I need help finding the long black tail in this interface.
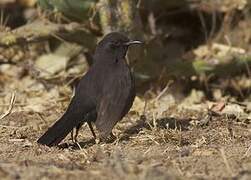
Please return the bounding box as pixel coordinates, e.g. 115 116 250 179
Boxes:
37 112 79 146
36 97 90 147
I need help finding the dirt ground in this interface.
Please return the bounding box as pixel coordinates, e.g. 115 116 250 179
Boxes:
0 1 250 179
0 105 250 180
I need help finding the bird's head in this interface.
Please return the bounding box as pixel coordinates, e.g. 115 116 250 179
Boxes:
94 32 142 62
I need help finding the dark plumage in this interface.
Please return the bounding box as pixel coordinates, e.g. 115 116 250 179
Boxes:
37 32 142 147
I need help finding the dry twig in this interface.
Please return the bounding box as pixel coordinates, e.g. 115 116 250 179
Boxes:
0 20 89 47
0 92 16 120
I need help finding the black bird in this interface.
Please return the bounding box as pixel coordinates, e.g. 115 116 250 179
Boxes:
37 32 142 147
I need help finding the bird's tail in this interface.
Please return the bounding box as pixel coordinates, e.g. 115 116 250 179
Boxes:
37 110 81 147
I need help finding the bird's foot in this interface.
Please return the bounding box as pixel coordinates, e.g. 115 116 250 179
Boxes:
107 133 117 143
96 132 117 144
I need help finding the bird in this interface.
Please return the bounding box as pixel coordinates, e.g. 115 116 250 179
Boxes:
37 32 142 147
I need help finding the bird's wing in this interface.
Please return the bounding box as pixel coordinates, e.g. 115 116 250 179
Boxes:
94 94 124 138
94 73 133 138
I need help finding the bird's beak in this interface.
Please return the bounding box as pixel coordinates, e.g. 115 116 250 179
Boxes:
124 40 143 46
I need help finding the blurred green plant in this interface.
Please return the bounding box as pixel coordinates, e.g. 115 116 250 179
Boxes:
37 0 97 22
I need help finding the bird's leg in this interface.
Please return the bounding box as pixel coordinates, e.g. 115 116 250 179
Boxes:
74 123 82 143
71 128 75 143
87 121 97 139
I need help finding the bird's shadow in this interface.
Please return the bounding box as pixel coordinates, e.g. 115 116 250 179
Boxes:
119 116 191 141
